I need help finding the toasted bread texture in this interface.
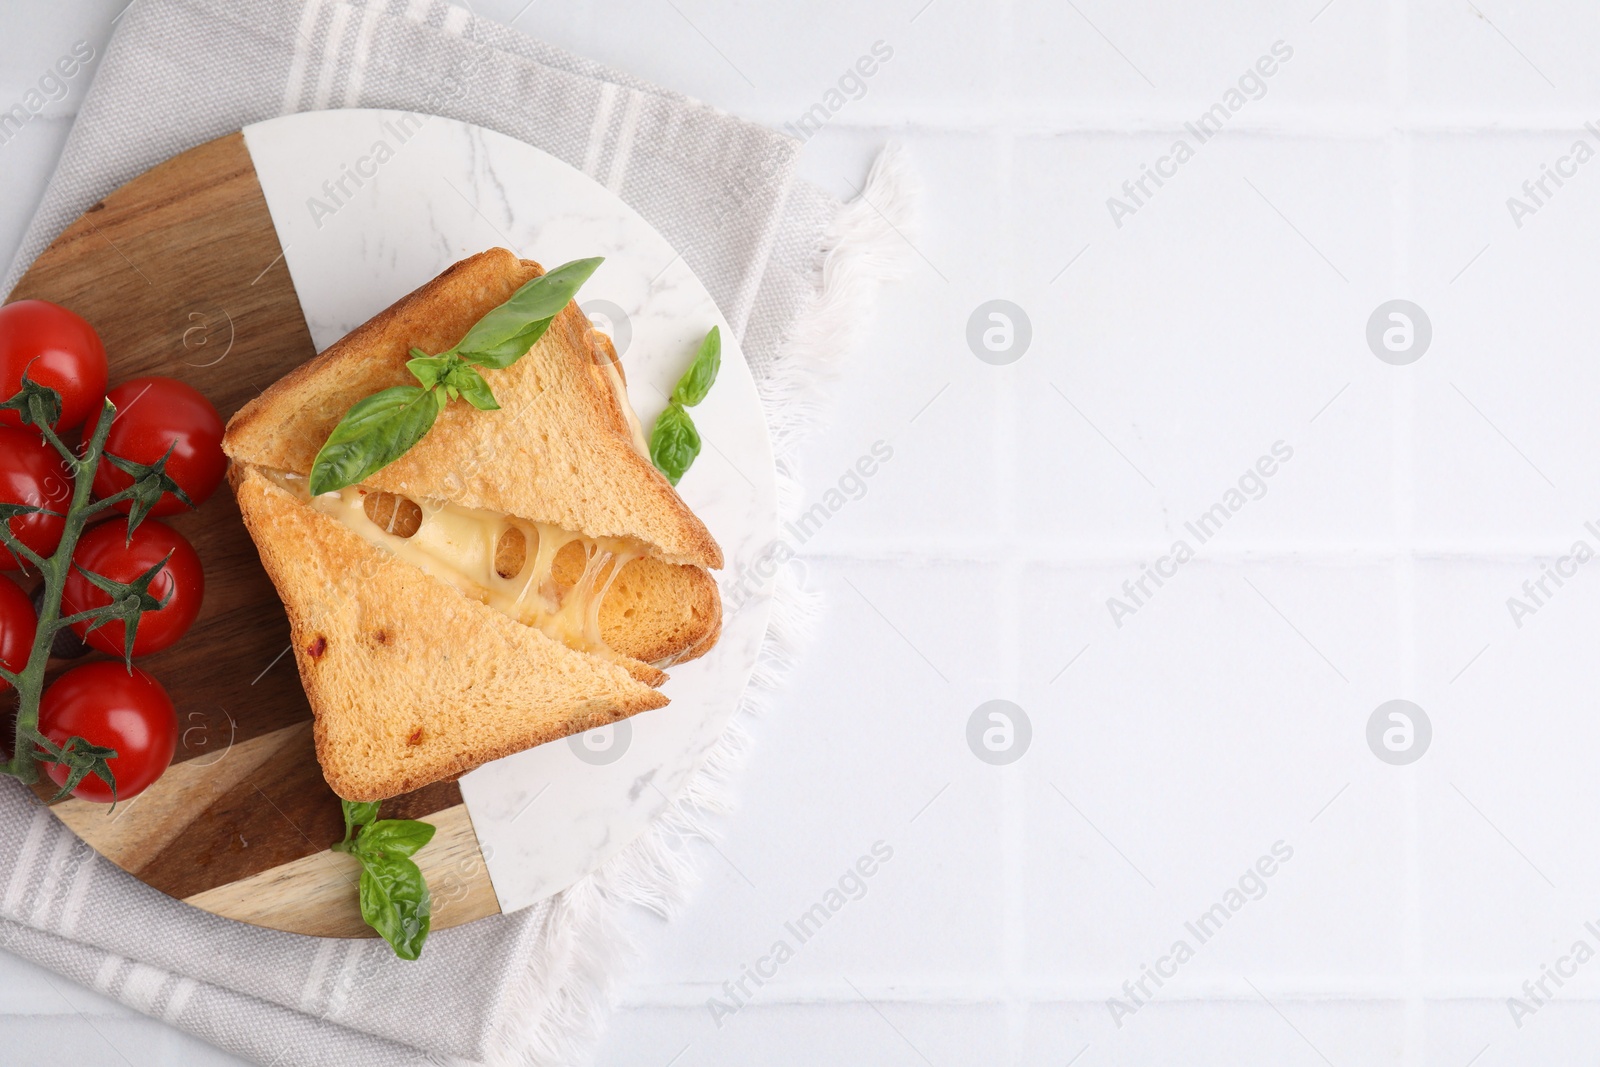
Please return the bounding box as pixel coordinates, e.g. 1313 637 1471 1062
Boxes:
234 468 668 801
224 247 722 570
572 552 721 667
221 249 730 797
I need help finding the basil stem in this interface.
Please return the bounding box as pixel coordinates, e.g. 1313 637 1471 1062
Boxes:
339 799 382 845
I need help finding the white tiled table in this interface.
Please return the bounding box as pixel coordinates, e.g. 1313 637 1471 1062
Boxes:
7 1 1600 1063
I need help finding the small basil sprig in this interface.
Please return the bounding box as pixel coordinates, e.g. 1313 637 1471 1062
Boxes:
333 798 437 960
308 257 604 497
649 326 720 486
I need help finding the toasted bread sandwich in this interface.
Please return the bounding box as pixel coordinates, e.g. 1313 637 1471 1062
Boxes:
224 249 723 800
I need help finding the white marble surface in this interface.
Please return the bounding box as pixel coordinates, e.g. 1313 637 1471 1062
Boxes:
11 1 1600 1066
242 109 777 914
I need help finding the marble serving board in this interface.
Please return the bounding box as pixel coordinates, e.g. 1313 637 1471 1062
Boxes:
5 110 777 936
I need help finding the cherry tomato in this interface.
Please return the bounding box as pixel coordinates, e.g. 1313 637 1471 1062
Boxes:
0 575 35 690
0 299 108 433
38 662 176 802
63 518 203 658
0 425 71 569
89 377 226 517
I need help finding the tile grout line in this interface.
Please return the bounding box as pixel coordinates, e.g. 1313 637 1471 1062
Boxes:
998 2 1032 1062
1387 0 1425 1061
617 978 1600 1006
994 103 1030 1067
988 5 1028 1042
796 543 1594 564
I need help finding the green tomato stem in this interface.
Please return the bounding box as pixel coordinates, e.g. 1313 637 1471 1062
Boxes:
0 523 48 571
55 605 120 629
5 396 117 784
80 484 139 517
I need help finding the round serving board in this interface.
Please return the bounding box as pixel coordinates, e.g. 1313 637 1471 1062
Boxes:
6 110 777 937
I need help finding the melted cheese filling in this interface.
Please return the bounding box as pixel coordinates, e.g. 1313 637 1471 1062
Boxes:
271 473 645 663
593 353 651 459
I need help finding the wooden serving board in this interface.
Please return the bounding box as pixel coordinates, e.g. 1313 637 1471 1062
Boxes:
6 131 499 937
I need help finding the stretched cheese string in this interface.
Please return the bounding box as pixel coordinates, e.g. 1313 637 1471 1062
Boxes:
266 472 649 666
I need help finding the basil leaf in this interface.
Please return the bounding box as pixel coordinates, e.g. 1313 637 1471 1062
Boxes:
456 322 547 370
648 326 718 485
406 351 499 410
356 819 437 859
358 855 431 961
332 803 436 956
356 862 399 942
444 364 499 411
406 350 454 390
671 326 721 408
341 799 381 844
649 401 701 486
309 385 445 497
455 257 604 368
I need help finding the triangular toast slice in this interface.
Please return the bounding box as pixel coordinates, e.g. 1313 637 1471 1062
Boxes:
223 249 724 798
234 467 667 801
225 248 722 680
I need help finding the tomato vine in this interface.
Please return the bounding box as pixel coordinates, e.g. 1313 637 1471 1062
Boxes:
0 377 185 799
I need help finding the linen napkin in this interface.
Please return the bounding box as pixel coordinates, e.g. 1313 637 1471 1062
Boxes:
0 1 911 1063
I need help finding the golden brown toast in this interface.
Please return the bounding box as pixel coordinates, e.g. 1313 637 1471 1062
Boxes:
226 248 722 568
222 249 724 799
234 468 668 801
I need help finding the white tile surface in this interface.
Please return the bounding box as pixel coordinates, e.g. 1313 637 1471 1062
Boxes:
1017 561 1412 981
622 559 1009 987
597 1002 1006 1067
1009 0 1393 117
11 0 1600 1064
1024 999 1408 1066
1010 130 1399 551
1407 0 1589 116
